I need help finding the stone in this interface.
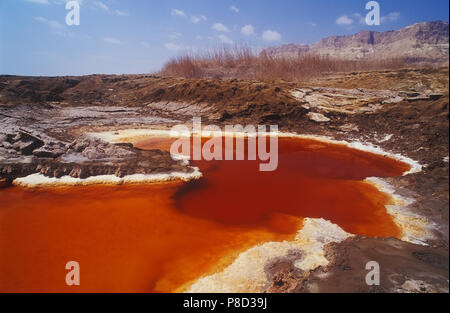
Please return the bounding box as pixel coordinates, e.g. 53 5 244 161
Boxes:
12 133 22 142
407 96 431 102
429 93 443 100
1 141 12 149
307 112 330 123
383 96 404 104
12 140 42 155
33 146 66 158
338 124 359 132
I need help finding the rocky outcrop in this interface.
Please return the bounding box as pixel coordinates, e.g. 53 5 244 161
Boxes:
68 136 134 160
0 131 190 185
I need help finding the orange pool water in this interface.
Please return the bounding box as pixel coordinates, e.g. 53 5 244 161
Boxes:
0 136 410 293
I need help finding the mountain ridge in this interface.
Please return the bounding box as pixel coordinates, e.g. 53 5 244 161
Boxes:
263 21 449 65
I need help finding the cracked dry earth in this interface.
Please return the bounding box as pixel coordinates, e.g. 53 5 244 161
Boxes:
0 68 448 293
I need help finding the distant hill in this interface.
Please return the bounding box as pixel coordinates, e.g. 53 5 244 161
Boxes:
263 21 449 65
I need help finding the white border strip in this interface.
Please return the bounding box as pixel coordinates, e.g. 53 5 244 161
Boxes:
365 177 434 245
13 168 202 188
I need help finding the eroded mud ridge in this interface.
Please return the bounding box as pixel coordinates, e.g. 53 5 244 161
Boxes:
0 68 448 292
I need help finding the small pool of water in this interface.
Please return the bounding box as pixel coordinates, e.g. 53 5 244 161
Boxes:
0 136 410 292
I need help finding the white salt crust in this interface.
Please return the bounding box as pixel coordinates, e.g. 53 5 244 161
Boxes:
186 218 352 293
365 177 435 246
13 168 202 187
89 128 422 176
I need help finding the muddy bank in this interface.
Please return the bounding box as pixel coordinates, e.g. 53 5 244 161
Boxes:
267 236 449 293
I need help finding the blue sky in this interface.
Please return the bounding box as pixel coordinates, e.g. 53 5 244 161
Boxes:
0 0 448 76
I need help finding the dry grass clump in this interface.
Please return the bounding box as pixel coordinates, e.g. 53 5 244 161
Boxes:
159 46 407 81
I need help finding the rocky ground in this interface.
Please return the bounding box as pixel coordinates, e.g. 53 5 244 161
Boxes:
0 67 448 293
264 237 449 293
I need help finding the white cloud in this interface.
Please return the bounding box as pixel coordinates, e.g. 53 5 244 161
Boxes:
218 34 233 45
168 32 182 40
165 43 179 51
212 23 229 32
34 14 93 38
52 30 69 37
165 42 189 51
48 20 65 29
336 11 396 26
141 41 151 48
336 15 354 25
381 12 400 23
230 5 240 13
171 9 186 17
34 16 47 23
352 13 366 24
26 0 49 4
241 24 254 36
34 16 65 29
94 1 110 13
93 1 128 16
30 0 86 5
262 30 282 42
191 16 200 23
115 10 129 16
103 37 121 44
200 15 207 21
195 35 203 40
53 0 84 5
